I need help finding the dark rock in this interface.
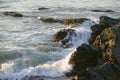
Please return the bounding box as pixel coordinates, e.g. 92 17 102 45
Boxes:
71 16 120 80
53 29 76 46
38 7 49 10
29 76 44 80
2 11 23 17
89 16 120 44
72 63 120 80
91 9 114 12
40 17 62 23
68 44 102 74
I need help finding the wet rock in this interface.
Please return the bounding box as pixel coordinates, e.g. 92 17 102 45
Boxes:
40 17 90 26
72 63 120 80
89 16 120 44
53 29 76 46
70 16 120 80
38 7 49 10
62 18 89 26
91 9 114 12
68 44 102 74
2 11 23 17
40 17 62 23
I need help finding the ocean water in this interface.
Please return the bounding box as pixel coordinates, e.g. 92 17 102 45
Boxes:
0 0 120 80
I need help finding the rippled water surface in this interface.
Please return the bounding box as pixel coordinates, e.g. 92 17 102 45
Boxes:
0 0 120 80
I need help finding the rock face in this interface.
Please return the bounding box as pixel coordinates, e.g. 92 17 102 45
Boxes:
53 29 76 46
68 16 120 80
68 44 102 74
2 11 23 17
89 16 120 44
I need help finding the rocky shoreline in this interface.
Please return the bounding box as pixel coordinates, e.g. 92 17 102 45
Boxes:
40 16 120 80
64 16 120 80
1 9 120 80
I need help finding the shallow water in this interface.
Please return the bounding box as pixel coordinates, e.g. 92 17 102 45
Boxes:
0 0 120 80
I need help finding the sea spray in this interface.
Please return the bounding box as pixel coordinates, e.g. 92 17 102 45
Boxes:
0 20 95 80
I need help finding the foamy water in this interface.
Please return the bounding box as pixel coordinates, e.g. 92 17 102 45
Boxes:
0 0 120 80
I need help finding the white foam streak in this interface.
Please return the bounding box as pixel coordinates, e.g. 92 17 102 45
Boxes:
0 20 95 80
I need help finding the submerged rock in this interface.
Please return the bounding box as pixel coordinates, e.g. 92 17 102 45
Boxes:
40 17 90 26
62 18 89 26
2 11 23 17
40 17 62 23
38 7 49 10
53 29 76 46
91 9 114 12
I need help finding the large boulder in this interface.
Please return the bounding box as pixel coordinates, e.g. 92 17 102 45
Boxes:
2 11 23 17
89 16 120 44
70 16 120 80
53 29 76 46
68 44 102 74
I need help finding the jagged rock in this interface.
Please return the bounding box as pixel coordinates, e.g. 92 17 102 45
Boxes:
68 44 102 74
53 29 76 46
89 16 120 44
2 11 23 17
91 9 114 12
70 16 120 80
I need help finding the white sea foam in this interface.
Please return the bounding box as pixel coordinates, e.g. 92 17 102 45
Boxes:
0 20 95 80
0 0 119 79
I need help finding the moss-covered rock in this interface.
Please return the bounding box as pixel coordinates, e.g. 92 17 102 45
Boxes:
2 11 23 17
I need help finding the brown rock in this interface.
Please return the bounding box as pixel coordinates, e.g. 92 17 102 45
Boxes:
2 11 23 17
89 16 120 44
40 17 90 26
